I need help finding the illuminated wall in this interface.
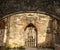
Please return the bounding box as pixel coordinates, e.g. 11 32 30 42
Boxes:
7 13 52 48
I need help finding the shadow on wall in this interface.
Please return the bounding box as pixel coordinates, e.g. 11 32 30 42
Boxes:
0 19 6 50
0 19 6 29
37 20 54 49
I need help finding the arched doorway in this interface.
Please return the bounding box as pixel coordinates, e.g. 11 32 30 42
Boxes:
24 23 37 47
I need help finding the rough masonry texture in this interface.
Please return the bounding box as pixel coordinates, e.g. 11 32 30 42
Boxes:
0 0 60 19
7 13 52 47
0 0 60 50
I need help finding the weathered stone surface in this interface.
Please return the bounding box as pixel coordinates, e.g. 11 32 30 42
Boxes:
5 13 53 48
0 0 60 20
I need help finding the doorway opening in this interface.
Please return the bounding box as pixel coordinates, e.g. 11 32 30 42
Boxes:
24 23 37 47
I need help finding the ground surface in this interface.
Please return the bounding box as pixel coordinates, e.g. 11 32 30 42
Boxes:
25 48 53 50
6 48 54 50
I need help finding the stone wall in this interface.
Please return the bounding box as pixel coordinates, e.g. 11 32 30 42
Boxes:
0 19 6 46
6 13 53 48
0 0 60 20
55 20 60 44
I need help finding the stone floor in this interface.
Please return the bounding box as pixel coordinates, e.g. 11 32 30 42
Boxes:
5 48 54 50
25 48 54 50
0 48 53 50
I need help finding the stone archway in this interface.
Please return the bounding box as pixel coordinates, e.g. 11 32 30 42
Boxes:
24 23 37 47
2 12 55 48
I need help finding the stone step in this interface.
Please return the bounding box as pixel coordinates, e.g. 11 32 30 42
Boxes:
25 48 37 50
25 48 53 50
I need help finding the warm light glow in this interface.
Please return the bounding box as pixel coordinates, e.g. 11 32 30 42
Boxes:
6 13 51 48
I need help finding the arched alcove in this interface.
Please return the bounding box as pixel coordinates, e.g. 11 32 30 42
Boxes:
24 23 38 47
0 12 57 49
24 23 37 32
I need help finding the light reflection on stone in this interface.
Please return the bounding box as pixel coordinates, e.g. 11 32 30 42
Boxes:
7 13 51 48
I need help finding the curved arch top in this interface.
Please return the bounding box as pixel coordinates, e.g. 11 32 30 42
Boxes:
1 11 60 20
24 23 37 32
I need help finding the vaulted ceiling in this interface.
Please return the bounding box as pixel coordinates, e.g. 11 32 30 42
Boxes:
0 0 60 20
